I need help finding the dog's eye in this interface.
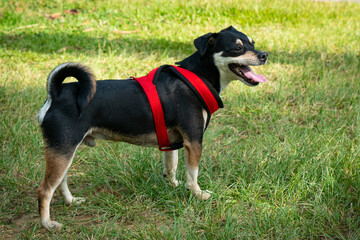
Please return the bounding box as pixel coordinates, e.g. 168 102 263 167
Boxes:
232 45 243 52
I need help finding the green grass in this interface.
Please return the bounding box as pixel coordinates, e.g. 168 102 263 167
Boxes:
1 0 359 238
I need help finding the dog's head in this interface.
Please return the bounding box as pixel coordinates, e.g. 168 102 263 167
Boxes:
194 26 267 89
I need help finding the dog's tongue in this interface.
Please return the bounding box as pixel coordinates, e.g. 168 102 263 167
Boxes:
240 66 266 83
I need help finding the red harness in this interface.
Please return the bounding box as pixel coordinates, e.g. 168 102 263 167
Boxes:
132 65 222 151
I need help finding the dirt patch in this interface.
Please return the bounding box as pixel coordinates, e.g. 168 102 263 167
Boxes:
0 214 39 239
12 214 37 226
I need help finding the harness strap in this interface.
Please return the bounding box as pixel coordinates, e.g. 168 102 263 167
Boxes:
132 65 222 151
132 68 171 151
171 66 220 114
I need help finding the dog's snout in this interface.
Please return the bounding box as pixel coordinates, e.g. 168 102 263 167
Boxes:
258 52 268 62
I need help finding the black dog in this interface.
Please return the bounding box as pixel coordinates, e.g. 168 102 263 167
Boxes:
37 26 267 230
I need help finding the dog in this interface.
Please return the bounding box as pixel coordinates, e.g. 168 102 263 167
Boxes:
37 26 267 230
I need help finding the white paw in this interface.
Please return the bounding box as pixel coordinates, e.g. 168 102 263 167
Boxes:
72 197 86 205
194 190 213 200
171 180 182 187
65 196 86 205
42 220 63 230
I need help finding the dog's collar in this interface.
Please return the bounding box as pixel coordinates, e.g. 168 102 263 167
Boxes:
132 65 223 151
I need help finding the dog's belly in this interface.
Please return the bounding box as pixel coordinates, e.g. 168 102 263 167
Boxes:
85 127 182 147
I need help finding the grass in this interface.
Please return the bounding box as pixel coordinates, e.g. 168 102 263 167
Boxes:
0 0 359 238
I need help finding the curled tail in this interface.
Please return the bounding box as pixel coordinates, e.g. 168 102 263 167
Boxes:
38 62 96 124
47 62 96 114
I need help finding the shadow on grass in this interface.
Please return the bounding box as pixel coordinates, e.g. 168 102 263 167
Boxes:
2 32 359 70
0 31 194 57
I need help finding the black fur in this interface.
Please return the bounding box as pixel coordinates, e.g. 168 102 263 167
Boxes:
39 25 267 153
37 27 269 230
47 63 96 116
41 68 206 152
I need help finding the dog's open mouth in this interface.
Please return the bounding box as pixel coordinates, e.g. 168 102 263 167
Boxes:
229 63 266 86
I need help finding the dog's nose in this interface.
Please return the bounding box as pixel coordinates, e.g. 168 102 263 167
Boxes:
258 52 268 61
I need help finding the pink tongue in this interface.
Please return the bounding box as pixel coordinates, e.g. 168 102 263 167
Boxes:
240 66 266 83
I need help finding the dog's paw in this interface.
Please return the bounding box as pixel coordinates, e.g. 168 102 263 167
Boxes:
65 196 86 205
171 180 181 187
193 190 213 200
42 220 63 230
72 197 86 205
163 174 181 188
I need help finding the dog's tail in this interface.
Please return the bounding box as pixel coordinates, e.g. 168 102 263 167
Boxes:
47 62 96 115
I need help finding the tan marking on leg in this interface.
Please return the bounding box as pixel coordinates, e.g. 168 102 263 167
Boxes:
38 148 74 230
183 142 211 200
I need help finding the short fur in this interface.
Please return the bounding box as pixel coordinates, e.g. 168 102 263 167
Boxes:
37 26 268 230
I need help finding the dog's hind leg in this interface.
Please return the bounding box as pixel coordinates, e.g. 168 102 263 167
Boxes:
37 148 76 230
184 142 212 200
59 174 86 205
162 150 180 187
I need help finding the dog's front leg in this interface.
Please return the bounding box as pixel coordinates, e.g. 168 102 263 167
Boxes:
184 142 212 200
162 150 180 187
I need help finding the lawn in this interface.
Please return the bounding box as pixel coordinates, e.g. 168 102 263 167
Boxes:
0 0 359 239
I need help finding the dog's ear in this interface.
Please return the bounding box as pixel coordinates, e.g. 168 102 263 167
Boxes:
194 33 218 56
223 25 235 31
220 26 239 34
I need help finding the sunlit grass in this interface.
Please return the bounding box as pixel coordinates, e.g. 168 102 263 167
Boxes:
0 0 359 239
